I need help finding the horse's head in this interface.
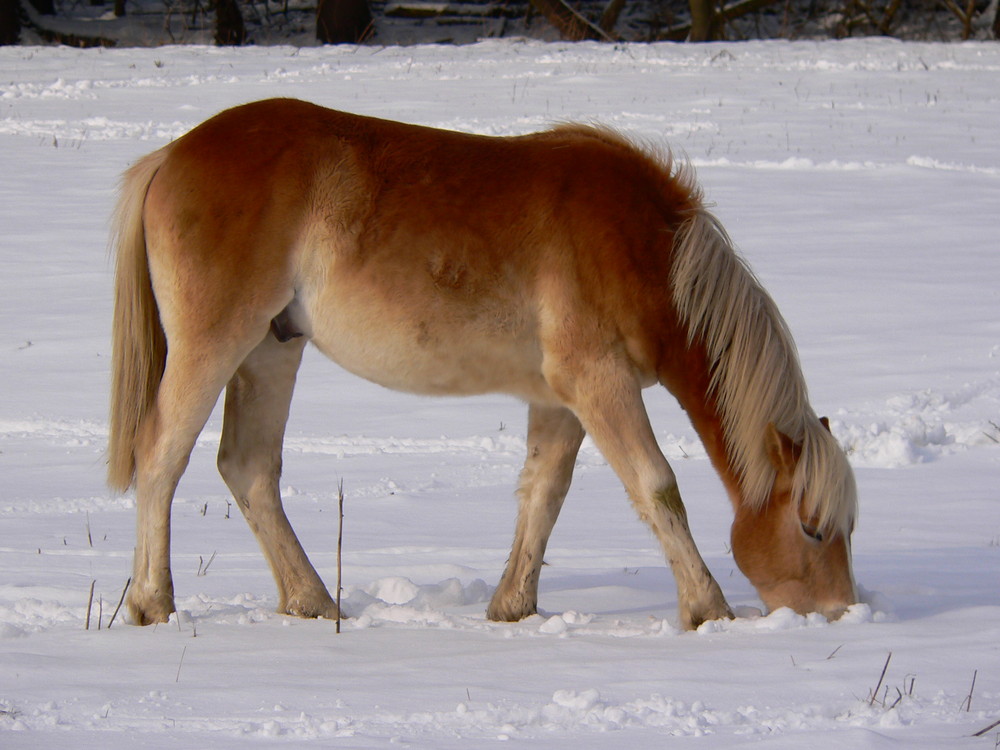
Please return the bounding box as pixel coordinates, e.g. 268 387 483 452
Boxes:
730 421 857 621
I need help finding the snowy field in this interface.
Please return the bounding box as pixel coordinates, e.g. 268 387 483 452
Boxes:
1 38 999 747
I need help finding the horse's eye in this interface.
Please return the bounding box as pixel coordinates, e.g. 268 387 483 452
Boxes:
801 523 824 543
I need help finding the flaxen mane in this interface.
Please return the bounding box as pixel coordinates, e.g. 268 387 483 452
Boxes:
669 202 856 536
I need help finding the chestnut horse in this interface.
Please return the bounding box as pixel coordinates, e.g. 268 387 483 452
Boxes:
108 99 857 630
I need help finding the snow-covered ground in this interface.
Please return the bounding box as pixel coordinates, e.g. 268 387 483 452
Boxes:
1 39 998 748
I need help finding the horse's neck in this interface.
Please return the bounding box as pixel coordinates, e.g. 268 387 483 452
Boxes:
659 340 744 510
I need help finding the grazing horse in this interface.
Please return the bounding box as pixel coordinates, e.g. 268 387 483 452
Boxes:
108 99 857 630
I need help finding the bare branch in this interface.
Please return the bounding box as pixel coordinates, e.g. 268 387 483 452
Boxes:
599 0 627 33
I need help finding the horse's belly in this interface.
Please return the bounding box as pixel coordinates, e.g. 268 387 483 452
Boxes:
306 301 551 402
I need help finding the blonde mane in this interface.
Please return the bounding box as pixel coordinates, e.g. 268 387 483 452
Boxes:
670 206 856 535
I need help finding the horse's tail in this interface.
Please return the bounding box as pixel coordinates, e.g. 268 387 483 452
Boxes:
107 147 171 493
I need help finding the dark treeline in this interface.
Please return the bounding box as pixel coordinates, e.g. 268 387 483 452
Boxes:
3 0 998 47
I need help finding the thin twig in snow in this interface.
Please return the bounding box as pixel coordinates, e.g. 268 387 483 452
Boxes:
336 478 344 635
870 651 892 706
85 580 96 630
960 669 978 712
107 577 131 630
176 645 187 682
197 551 217 577
889 687 904 710
972 718 1000 737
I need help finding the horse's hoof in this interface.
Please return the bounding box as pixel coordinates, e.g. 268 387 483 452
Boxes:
282 593 342 620
485 596 537 622
127 589 176 626
679 601 734 631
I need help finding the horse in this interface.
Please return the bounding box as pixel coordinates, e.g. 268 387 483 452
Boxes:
108 98 858 631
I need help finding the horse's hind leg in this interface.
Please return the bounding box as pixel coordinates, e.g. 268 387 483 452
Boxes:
487 404 585 622
217 333 338 620
551 356 732 630
129 347 238 625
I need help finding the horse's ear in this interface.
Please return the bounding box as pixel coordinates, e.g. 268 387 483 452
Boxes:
819 416 831 433
765 423 798 476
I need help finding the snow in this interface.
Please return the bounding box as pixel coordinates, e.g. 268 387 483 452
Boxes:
1 38 999 748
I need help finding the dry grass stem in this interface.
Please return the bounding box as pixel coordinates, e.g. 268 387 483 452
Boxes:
336 479 344 635
175 645 187 683
84 580 96 630
972 718 1000 737
960 670 978 712
107 577 131 629
870 651 892 706
197 551 217 577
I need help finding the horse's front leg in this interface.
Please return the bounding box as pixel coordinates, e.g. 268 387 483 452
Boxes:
487 404 585 621
217 333 339 620
552 356 733 630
